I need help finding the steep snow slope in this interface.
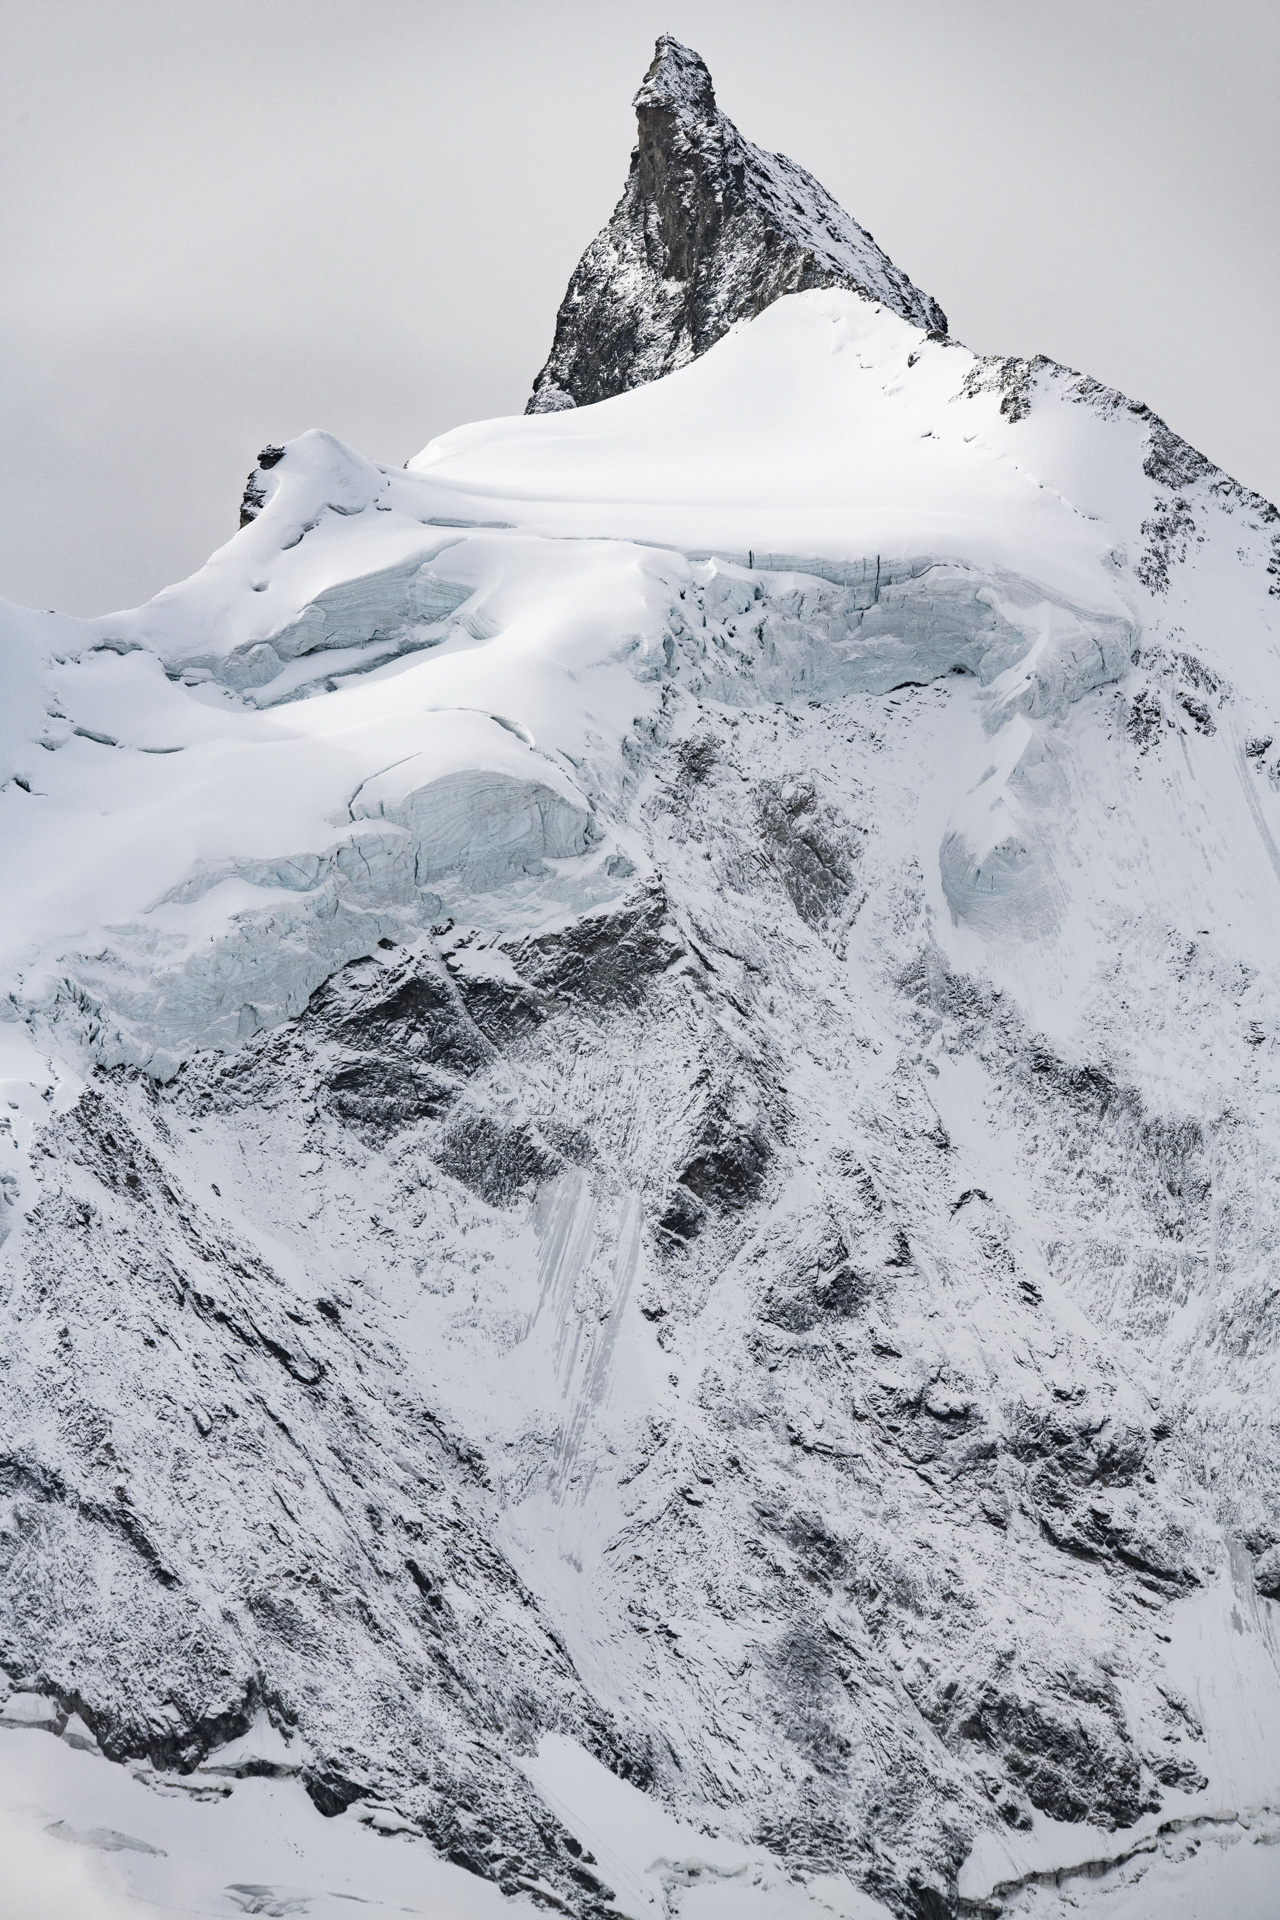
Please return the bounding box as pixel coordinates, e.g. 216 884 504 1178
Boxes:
0 1718 896 1920
2 288 1280 1920
525 37 945 412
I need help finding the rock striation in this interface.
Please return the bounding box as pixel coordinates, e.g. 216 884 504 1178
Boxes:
526 36 946 411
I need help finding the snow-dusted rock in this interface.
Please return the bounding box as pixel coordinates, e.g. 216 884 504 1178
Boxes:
526 37 946 411
1254 1545 1280 1600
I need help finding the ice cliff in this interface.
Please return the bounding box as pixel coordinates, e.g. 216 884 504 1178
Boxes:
2 38 1280 1920
526 36 946 412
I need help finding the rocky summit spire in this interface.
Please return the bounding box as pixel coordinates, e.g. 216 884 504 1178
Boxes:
527 36 947 412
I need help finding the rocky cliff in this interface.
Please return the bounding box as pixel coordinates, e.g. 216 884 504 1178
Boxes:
526 36 946 411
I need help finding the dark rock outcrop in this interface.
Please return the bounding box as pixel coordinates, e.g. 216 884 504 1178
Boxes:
239 445 286 527
527 36 946 412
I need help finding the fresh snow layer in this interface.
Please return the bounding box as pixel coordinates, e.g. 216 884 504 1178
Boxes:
419 298 1125 606
3 1717 1278 1920
0 1721 895 1920
0 1721 519 1919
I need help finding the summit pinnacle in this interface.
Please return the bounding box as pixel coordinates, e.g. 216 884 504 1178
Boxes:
526 35 947 412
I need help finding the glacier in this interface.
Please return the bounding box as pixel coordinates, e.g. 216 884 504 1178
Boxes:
2 36 1280 1920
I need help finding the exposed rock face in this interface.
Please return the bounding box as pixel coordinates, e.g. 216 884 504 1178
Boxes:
526 36 946 411
0 753 1224 1917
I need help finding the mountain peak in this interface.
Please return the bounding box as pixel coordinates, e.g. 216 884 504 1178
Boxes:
633 33 717 120
527 37 946 412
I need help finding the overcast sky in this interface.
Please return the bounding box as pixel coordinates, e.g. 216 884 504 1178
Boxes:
2 0 1277 616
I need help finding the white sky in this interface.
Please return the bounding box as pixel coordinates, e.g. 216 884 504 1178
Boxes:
2 0 1277 616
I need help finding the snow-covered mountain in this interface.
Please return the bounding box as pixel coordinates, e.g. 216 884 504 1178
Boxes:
3 37 1280 1920
526 37 946 412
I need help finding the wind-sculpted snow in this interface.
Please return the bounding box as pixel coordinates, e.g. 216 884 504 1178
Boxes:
3 285 1280 1920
